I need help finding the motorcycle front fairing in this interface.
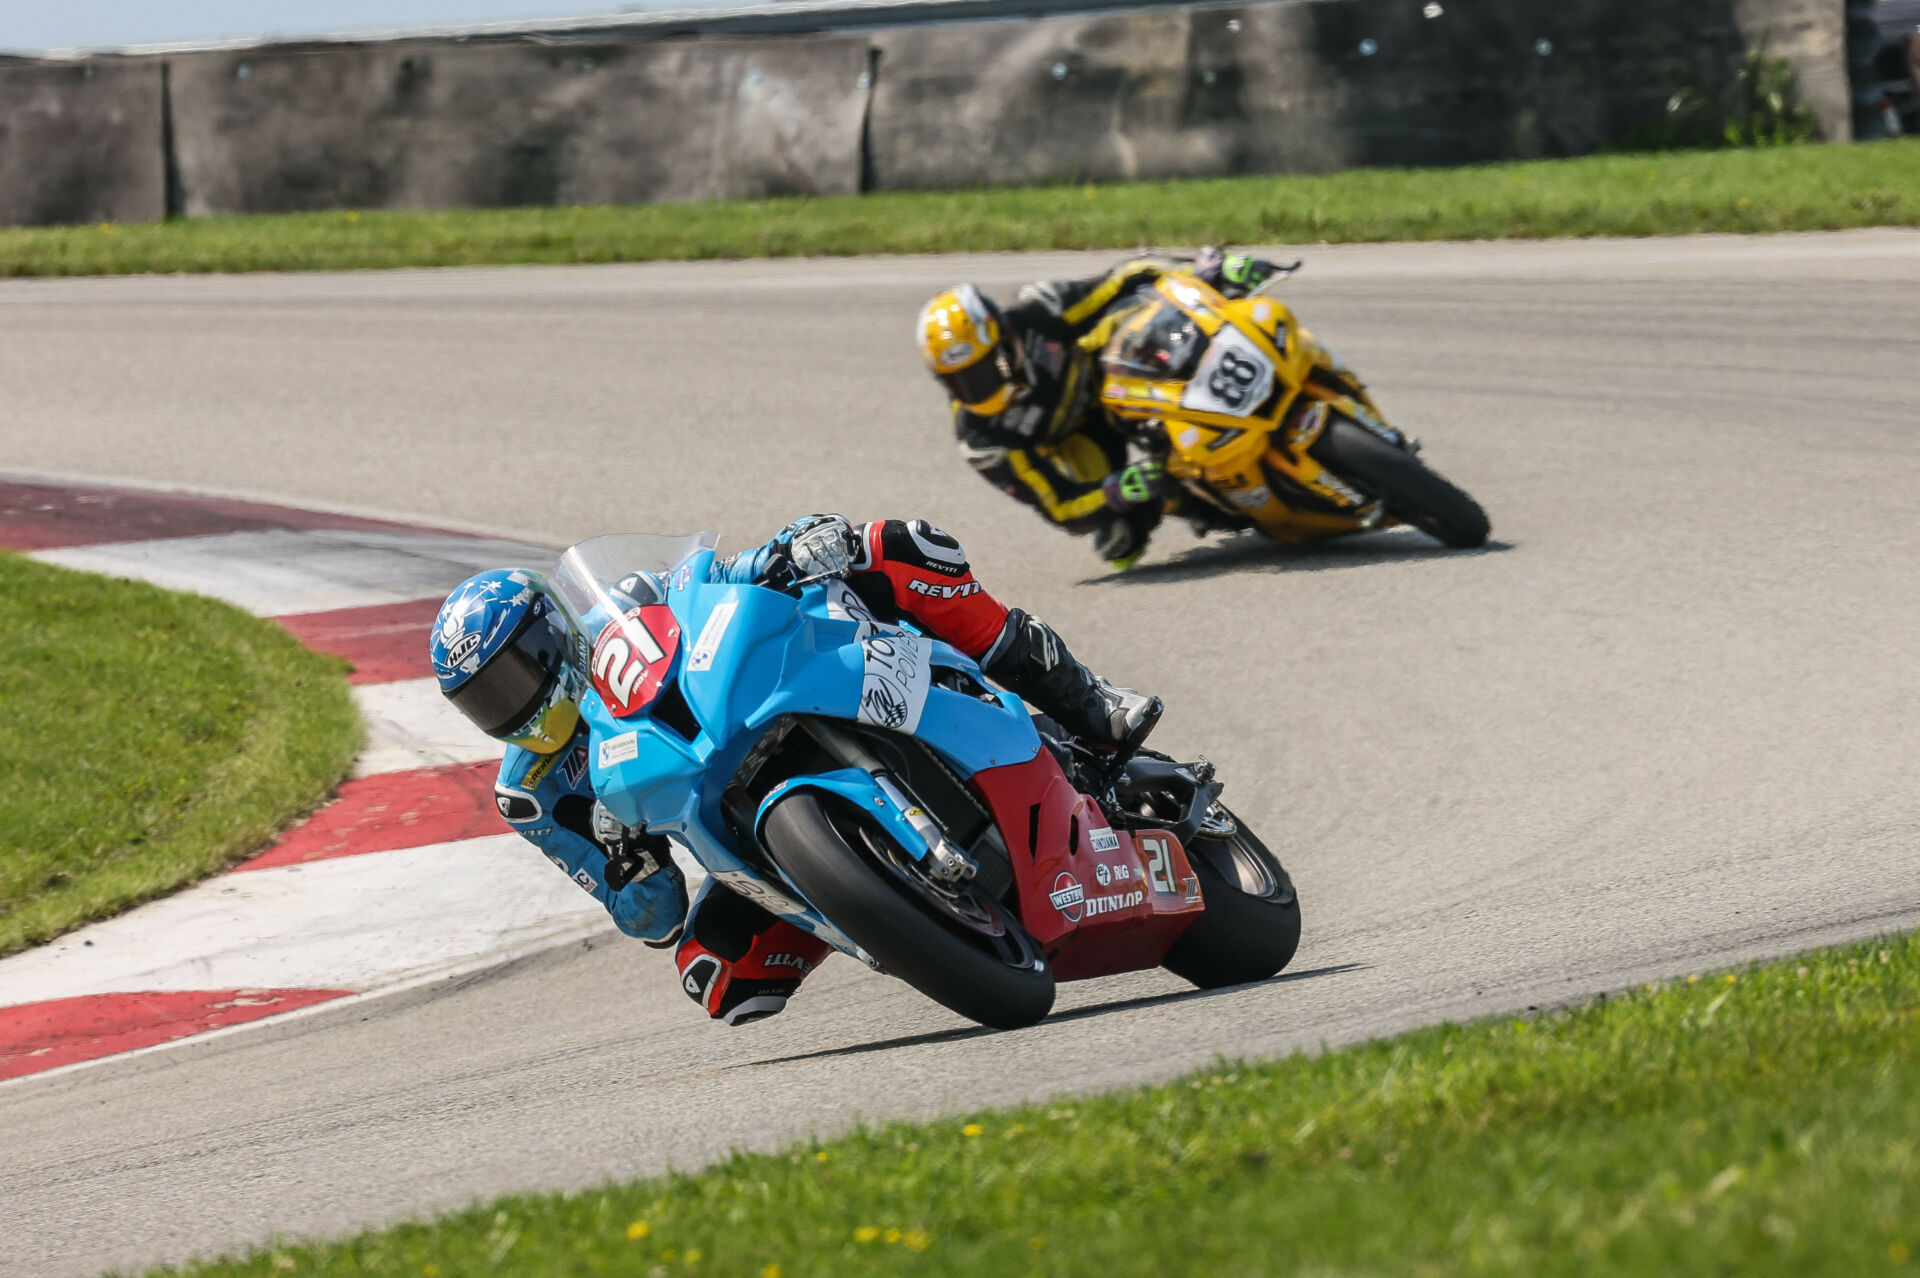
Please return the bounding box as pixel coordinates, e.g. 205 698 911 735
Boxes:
558 536 1040 961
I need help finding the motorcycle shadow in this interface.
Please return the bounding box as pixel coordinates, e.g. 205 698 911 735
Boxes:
738 961 1365 1066
1087 531 1512 587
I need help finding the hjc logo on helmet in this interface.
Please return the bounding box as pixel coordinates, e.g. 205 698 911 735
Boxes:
446 631 483 669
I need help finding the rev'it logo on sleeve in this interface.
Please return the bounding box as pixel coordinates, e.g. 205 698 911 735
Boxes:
907 578 982 599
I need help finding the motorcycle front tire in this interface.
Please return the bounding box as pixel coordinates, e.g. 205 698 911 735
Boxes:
1161 811 1302 990
1314 417 1490 549
763 792 1056 1030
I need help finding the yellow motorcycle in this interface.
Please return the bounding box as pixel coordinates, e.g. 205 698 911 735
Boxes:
1092 263 1489 549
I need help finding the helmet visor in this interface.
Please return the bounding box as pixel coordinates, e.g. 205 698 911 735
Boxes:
939 347 1018 407
447 604 568 738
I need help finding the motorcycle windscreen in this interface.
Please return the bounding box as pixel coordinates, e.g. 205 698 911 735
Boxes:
549 531 716 718
549 532 718 627
1103 300 1209 382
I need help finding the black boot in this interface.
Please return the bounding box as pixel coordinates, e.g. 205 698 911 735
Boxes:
983 610 1162 752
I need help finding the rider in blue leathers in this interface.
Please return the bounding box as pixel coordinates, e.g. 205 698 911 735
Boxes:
433 515 1160 1025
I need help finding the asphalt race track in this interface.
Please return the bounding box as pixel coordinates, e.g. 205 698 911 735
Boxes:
3 231 1917 1276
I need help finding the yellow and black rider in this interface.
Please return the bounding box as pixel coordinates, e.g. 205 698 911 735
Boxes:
917 252 1280 569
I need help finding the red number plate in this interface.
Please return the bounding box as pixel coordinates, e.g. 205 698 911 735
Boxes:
591 604 681 718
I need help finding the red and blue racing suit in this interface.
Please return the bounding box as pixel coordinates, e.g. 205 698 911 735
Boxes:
492 518 1011 1025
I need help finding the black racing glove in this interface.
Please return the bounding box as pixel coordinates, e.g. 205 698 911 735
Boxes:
591 800 675 892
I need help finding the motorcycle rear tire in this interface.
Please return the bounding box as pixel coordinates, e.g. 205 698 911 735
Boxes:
1161 812 1302 990
1314 418 1490 549
763 792 1056 1030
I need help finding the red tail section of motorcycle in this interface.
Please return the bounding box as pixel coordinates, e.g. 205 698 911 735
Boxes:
970 752 1204 981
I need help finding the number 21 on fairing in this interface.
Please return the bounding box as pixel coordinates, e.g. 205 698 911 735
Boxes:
1138 834 1178 894
592 605 681 717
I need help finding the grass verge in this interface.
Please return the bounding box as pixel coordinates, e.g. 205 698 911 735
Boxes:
159 931 1918 1277
0 553 360 957
9 141 1920 278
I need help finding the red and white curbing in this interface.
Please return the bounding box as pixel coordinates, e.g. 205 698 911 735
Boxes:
0 479 610 1084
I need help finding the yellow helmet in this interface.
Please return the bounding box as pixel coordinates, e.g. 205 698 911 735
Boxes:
917 285 1021 415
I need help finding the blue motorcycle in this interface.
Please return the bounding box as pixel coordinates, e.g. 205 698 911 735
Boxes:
551 533 1300 1029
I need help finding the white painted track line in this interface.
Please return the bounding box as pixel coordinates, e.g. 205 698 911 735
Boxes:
0 836 605 1006
31 529 550 616
352 679 502 776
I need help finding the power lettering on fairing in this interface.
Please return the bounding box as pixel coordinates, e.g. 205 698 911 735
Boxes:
857 632 930 733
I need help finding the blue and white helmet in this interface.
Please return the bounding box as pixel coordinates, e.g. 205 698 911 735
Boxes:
430 569 584 754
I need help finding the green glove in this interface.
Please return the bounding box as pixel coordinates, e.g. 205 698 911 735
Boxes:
1104 459 1166 511
1221 253 1273 290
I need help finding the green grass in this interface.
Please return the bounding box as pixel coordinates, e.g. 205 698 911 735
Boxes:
10 141 1920 278
157 931 1919 1278
0 553 360 956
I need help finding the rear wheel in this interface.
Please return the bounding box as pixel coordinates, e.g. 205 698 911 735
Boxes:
1314 418 1490 548
1161 810 1302 989
762 792 1055 1030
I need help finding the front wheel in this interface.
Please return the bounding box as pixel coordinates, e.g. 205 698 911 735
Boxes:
762 792 1055 1030
1313 418 1490 548
1161 810 1302 989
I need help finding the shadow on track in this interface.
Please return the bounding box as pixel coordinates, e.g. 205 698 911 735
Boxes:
1082 533 1512 587
735 962 1367 1068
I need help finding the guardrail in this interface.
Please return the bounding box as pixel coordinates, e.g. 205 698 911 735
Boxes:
0 0 1852 228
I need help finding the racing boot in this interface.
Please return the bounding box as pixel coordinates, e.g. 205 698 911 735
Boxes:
983 609 1162 754
674 879 830 1027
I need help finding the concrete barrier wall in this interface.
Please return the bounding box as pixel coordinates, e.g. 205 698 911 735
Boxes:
869 0 1849 190
0 60 165 226
0 0 1851 226
168 35 870 215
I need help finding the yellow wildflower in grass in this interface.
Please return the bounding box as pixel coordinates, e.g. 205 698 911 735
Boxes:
1687 975 1700 985
963 1123 984 1137
627 1221 653 1241
885 1228 902 1244
815 1151 829 1163
346 210 362 224
1029 1236 1047 1249
762 1266 783 1278
1891 1242 1910 1265
903 1229 931 1252
854 1226 881 1243
685 1248 703 1264
422 1266 439 1278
